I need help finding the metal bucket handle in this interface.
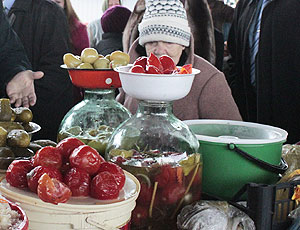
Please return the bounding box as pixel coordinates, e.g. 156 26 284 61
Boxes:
227 143 288 174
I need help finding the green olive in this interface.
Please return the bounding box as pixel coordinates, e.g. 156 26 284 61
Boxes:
13 107 33 123
105 54 111 62
0 127 7 147
109 59 129 69
0 98 12 121
93 58 110 69
63 53 82 68
77 63 93 69
110 51 130 64
80 48 99 64
7 129 30 148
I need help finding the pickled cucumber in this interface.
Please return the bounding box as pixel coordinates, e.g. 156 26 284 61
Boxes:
0 98 12 121
7 129 30 148
0 127 7 147
13 107 33 123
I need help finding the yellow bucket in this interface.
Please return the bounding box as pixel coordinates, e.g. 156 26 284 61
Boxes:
0 171 140 230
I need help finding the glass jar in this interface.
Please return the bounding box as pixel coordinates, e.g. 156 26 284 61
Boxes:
58 89 131 157
106 100 202 230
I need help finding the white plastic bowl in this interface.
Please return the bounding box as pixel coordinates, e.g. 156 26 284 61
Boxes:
115 65 200 101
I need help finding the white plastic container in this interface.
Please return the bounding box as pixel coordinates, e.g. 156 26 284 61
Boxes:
0 171 140 230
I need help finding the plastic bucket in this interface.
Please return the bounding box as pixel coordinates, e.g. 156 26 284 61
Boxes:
183 120 288 200
0 171 140 230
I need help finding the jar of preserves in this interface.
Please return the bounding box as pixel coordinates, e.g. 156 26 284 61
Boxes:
106 65 202 229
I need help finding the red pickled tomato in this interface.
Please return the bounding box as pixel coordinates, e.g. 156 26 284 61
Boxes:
6 160 33 188
137 182 153 206
97 162 125 190
64 167 91 196
32 146 62 169
154 165 177 188
179 64 193 74
160 183 185 205
27 166 63 193
37 173 72 205
159 55 176 74
130 65 146 73
69 145 105 175
90 171 120 200
56 137 85 159
133 56 147 69
131 205 148 227
147 65 162 74
147 53 163 72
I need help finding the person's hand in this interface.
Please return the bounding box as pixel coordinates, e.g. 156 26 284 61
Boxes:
6 70 44 107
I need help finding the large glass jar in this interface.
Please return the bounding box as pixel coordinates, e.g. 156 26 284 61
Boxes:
58 88 131 157
106 100 202 230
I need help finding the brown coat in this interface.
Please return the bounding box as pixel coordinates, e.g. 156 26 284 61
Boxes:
117 38 242 121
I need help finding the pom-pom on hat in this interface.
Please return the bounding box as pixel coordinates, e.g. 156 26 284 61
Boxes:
101 5 132 33
138 0 191 47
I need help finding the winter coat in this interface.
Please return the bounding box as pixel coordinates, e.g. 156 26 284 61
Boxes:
227 0 300 143
94 32 123 56
122 0 216 65
117 38 242 121
7 0 74 141
0 3 31 95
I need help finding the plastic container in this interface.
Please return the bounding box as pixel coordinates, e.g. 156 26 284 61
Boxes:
184 119 288 200
0 171 140 230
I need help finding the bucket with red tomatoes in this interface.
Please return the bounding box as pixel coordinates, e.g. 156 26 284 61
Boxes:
0 170 139 230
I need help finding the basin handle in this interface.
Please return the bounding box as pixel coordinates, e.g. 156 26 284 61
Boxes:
227 143 288 174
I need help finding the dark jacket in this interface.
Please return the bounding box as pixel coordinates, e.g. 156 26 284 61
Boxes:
0 3 31 95
7 0 74 141
227 0 300 143
93 32 123 56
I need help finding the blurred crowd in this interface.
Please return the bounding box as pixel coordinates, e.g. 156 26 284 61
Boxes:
0 0 299 144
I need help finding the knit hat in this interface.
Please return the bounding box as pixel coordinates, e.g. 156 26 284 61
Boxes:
138 0 191 47
101 5 132 33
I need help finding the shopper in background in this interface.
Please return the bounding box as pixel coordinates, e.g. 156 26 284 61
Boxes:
0 2 44 108
52 0 89 55
94 5 131 56
88 0 121 49
117 0 241 121
4 0 75 141
227 0 300 143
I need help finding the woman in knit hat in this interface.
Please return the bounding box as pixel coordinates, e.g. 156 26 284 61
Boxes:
117 0 242 121
94 5 131 56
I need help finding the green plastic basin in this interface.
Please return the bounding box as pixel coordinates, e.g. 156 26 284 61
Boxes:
183 120 288 200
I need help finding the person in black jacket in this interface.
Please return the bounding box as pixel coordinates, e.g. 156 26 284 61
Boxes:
94 5 131 56
0 3 43 108
5 0 75 141
227 0 300 143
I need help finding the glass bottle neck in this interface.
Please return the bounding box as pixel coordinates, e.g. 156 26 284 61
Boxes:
84 89 115 100
136 100 173 116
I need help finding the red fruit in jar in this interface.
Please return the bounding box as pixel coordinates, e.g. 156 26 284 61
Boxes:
64 167 91 196
27 166 63 193
6 160 33 188
160 183 185 205
97 162 125 190
147 65 162 74
159 55 176 74
69 145 105 175
147 53 163 72
90 171 120 200
37 173 72 205
32 146 62 169
56 137 85 159
179 64 193 74
155 165 177 188
131 205 148 227
133 56 147 69
137 182 153 206
130 65 146 73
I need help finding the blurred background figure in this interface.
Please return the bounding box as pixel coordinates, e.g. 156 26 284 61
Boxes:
87 0 121 50
52 0 89 55
94 5 131 56
4 0 75 141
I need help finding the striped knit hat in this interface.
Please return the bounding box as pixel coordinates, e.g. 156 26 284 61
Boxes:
138 0 191 47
